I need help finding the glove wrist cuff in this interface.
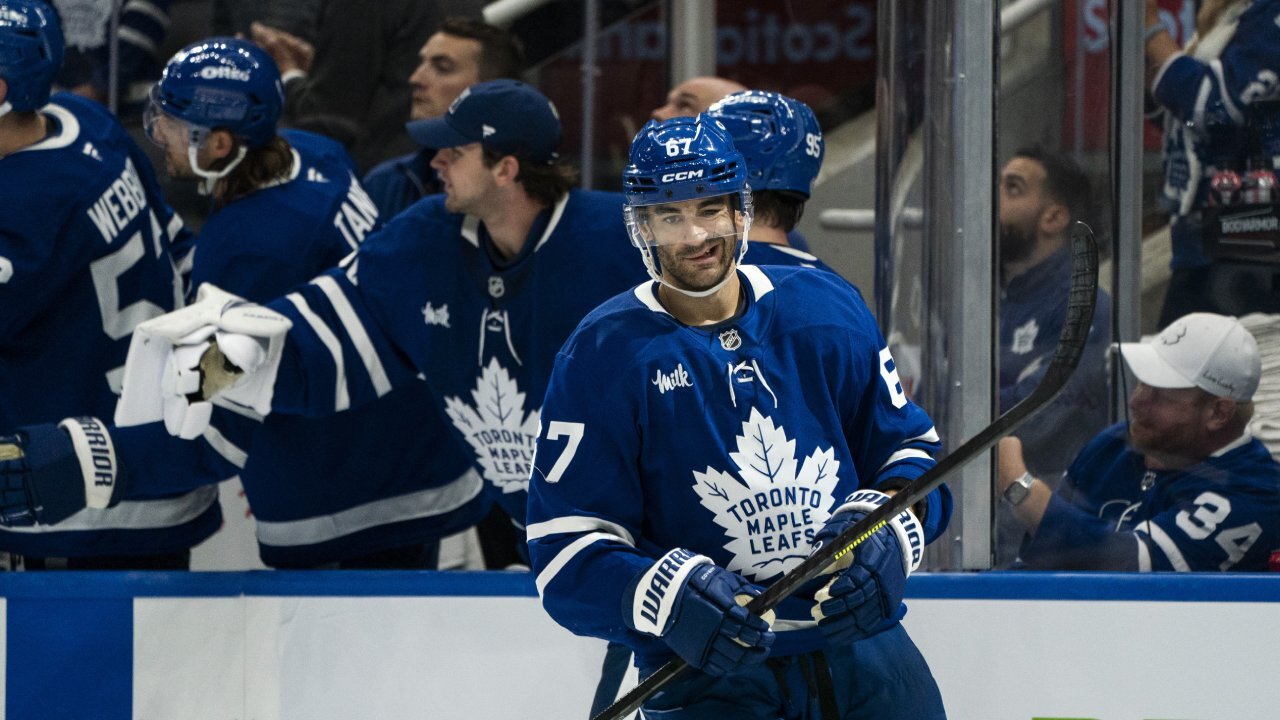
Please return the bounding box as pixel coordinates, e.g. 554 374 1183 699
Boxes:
57 417 117 509
831 489 924 575
628 548 712 637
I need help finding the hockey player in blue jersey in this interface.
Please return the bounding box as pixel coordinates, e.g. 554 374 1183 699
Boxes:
135 37 487 568
998 312 1280 571
110 79 648 565
525 116 951 718
708 90 832 272
0 0 225 568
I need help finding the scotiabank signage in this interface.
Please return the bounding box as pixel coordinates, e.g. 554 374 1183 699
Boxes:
1062 0 1195 151
541 2 877 160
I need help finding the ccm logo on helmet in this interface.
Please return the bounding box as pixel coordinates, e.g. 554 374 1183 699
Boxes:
199 66 251 82
660 170 704 182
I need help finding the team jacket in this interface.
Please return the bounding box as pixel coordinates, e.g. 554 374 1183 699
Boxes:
1151 0 1280 267
191 130 486 567
260 189 649 528
527 265 952 667
0 93 221 557
1021 423 1280 571
999 246 1113 478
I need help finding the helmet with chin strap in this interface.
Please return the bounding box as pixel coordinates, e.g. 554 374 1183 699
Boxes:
145 37 283 191
0 0 64 117
707 90 823 198
621 114 753 297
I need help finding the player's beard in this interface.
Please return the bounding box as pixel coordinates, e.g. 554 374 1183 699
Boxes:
998 221 1036 266
655 236 736 293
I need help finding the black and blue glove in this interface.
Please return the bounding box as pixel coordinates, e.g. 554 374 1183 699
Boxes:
810 489 924 644
0 417 123 527
624 548 775 676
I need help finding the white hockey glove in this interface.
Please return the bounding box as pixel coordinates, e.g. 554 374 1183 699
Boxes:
116 284 292 439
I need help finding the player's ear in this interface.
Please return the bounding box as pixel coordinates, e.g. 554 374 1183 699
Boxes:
491 154 520 185
205 129 237 160
1039 202 1070 238
1204 396 1236 432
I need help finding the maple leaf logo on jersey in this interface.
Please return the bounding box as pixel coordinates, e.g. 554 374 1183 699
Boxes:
693 408 841 582
445 358 540 495
1011 318 1039 355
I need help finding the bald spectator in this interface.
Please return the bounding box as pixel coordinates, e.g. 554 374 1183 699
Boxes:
650 75 746 121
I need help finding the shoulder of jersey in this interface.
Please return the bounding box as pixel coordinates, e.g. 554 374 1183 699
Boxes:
0 94 131 209
559 283 659 356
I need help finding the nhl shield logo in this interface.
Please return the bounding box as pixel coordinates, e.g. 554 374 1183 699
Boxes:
718 328 742 351
488 276 505 298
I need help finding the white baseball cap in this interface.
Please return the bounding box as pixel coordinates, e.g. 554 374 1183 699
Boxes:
1117 312 1260 402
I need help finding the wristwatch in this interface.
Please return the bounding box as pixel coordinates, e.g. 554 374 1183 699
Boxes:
1002 472 1035 506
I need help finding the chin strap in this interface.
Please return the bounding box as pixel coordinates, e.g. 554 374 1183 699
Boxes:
0 101 11 119
190 144 248 195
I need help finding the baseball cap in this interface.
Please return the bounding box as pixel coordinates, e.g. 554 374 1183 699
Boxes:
406 79 561 164
1117 312 1260 402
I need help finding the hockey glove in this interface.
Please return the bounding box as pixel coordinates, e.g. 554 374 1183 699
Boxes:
810 489 923 645
116 283 291 439
0 418 124 526
624 549 775 676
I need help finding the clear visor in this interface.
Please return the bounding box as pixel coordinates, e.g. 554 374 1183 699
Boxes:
143 89 210 151
624 192 752 248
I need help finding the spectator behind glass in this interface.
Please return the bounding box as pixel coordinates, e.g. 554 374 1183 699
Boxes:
248 0 442 174
650 75 745 122
48 0 170 118
1144 0 1280 324
211 0 320 46
361 16 525 220
994 146 1113 566
997 313 1280 571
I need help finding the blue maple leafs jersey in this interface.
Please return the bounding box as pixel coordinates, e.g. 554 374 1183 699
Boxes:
259 189 649 526
0 93 222 556
1022 423 1280 572
526 265 951 665
185 130 485 566
742 241 832 273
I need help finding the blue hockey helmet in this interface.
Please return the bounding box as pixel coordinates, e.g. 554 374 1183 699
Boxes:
0 0 64 115
622 114 748 208
707 90 824 198
148 37 283 149
621 115 754 297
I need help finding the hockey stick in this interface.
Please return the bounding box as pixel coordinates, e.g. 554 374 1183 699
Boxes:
593 222 1099 720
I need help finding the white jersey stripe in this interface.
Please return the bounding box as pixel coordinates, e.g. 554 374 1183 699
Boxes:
202 423 248 469
285 291 351 411
535 532 628 596
878 448 932 471
526 515 635 546
313 274 393 398
1136 533 1153 572
1139 521 1191 572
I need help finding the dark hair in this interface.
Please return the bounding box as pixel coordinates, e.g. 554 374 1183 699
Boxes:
751 190 806 232
1012 144 1092 225
482 147 576 206
214 135 294 204
438 16 526 81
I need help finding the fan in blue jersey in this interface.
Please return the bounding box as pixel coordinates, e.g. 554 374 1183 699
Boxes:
998 312 1280 571
708 90 832 272
993 147 1112 567
0 0 228 568
133 37 487 568
112 78 650 568
1144 0 1280 323
524 115 952 718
